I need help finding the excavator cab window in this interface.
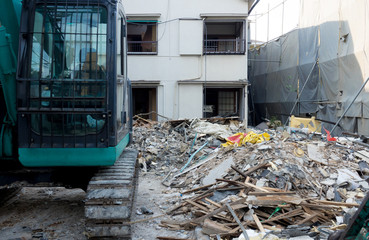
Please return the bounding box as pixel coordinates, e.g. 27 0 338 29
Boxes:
29 5 108 137
17 2 114 148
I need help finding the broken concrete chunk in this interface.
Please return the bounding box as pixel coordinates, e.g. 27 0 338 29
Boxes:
257 145 272 150
202 156 234 185
326 187 335 200
336 169 363 186
307 144 328 165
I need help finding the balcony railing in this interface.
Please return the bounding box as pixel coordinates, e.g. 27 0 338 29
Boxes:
127 41 158 55
204 39 246 54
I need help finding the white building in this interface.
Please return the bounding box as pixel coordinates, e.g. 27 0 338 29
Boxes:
124 0 251 123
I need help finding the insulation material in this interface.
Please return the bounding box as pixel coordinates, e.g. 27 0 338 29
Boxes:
250 0 369 136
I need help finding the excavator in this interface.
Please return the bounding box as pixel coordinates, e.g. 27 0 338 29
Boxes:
0 0 137 238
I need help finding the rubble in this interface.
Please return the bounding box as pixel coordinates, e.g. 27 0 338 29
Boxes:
132 117 369 239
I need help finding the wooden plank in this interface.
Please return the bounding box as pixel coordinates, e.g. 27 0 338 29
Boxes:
216 179 270 193
185 200 210 212
296 213 319 225
232 204 248 210
231 165 248 178
313 200 359 207
216 186 245 191
301 203 343 209
253 214 265 233
248 192 296 196
254 195 304 204
262 187 286 192
205 198 222 208
166 190 213 214
181 183 215 195
239 176 250 197
197 200 216 210
193 191 214 201
262 209 304 224
190 198 247 225
194 210 234 222
244 162 270 175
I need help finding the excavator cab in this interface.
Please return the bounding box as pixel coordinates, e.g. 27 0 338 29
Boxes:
16 0 131 166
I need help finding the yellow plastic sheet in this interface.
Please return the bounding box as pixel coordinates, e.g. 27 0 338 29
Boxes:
222 131 270 147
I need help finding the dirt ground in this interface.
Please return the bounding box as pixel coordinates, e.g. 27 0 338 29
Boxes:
0 172 192 240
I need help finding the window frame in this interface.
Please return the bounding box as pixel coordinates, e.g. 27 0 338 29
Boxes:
203 19 246 55
126 20 158 55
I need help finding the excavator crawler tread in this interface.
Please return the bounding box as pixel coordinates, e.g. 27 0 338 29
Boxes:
85 149 139 239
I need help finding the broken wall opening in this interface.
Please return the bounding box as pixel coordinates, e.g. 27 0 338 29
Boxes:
132 87 157 120
203 88 243 118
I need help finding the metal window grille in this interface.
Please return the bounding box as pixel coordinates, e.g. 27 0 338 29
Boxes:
204 39 246 54
17 1 110 148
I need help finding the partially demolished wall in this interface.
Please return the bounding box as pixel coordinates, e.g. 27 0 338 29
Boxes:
249 0 369 136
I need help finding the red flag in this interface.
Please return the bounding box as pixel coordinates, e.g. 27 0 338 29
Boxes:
323 127 337 141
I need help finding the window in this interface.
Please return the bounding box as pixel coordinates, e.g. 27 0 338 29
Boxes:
28 4 108 137
127 21 158 54
204 88 242 118
204 21 246 54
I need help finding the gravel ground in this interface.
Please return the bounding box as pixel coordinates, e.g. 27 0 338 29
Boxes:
0 172 191 240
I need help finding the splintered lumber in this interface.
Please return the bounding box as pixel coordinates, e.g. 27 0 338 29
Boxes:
247 195 304 206
181 183 215 195
205 198 222 208
216 179 269 193
262 209 304 224
248 192 296 196
185 199 210 212
313 200 359 207
194 210 233 222
231 165 248 178
296 213 319 225
262 187 286 192
190 198 246 224
167 191 214 215
216 186 245 191
301 203 344 209
252 214 265 233
193 191 214 201
134 115 154 125
239 177 250 197
244 162 270 175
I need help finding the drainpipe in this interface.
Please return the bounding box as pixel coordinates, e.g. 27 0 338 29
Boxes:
202 17 207 117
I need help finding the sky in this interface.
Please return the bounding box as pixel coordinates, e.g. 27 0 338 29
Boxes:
249 0 300 43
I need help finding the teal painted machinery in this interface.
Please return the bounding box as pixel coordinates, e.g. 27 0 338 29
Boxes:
0 0 132 186
0 0 20 159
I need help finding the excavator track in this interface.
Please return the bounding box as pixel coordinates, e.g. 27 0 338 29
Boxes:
84 149 139 239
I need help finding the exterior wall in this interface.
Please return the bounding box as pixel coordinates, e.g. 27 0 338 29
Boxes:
178 84 203 119
125 0 249 121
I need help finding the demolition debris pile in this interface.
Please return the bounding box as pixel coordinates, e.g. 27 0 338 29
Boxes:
132 117 369 239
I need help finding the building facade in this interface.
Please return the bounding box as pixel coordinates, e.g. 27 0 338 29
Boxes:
124 0 251 123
